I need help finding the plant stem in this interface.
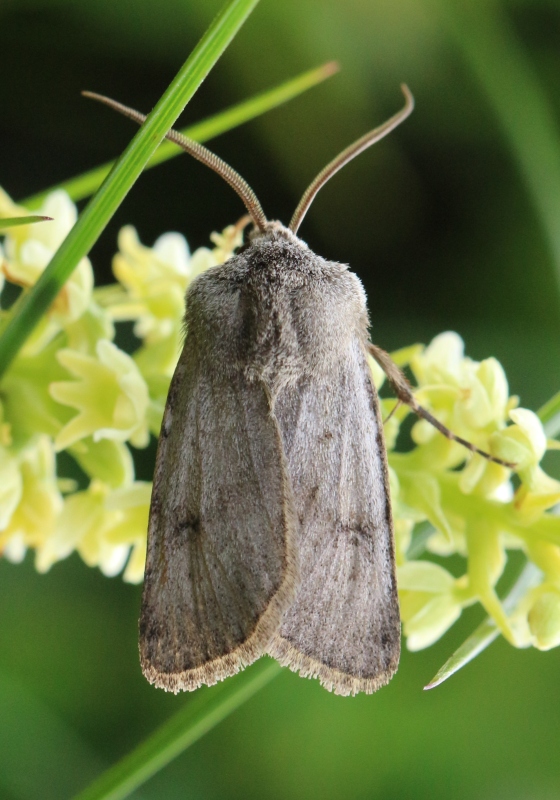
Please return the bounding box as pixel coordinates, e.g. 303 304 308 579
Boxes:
72 660 280 800
424 562 541 689
538 389 560 439
438 0 560 301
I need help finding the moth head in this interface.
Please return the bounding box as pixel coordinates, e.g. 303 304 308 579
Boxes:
83 84 413 239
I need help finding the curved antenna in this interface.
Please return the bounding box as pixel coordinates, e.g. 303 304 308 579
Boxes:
82 91 268 232
289 84 414 234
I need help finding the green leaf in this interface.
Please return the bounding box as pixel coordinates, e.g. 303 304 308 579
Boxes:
0 215 52 229
24 62 339 208
71 659 281 800
538 389 560 439
0 0 260 379
424 561 541 690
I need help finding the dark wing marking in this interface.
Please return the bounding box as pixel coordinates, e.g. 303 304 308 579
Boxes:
140 341 298 692
268 338 399 695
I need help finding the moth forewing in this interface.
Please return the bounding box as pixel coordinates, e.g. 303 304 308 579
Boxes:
262 248 399 696
140 262 299 692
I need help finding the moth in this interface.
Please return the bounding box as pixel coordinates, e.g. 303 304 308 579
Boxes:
86 86 510 696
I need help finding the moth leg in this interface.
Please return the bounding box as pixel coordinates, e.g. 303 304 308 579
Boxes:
367 342 515 469
383 399 402 425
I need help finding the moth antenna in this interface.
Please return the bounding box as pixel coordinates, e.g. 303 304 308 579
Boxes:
289 84 414 234
82 91 268 232
367 343 516 469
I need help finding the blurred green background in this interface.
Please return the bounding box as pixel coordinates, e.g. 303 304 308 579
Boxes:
1 0 560 797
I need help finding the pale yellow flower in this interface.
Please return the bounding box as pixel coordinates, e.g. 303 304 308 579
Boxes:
0 445 23 531
35 481 120 575
107 225 191 343
0 188 93 325
398 560 467 650
209 220 246 262
70 437 134 489
0 437 63 562
36 479 150 580
527 587 560 650
50 339 149 450
104 482 151 583
491 408 560 516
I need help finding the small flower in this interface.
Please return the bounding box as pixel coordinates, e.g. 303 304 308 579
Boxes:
106 226 191 344
35 479 150 580
405 332 515 497
104 482 151 583
50 339 150 450
2 337 71 444
0 188 93 325
411 331 466 385
64 302 116 356
70 437 134 489
527 586 560 650
391 463 455 547
410 333 511 449
491 408 560 515
398 560 467 650
0 437 63 562
35 480 120 575
465 518 514 643
209 219 247 262
491 408 546 469
0 445 23 531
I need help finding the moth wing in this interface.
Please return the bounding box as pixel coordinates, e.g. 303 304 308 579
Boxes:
140 341 297 692
268 337 400 696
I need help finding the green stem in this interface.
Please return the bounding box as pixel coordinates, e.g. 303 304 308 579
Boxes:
72 660 281 800
23 62 339 208
538 389 560 439
439 0 560 299
0 0 259 379
424 561 541 689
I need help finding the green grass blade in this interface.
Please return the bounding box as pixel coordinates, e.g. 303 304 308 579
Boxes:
538 389 560 438
0 215 52 229
0 0 260 379
24 62 339 208
437 0 560 297
71 660 281 800
424 562 541 690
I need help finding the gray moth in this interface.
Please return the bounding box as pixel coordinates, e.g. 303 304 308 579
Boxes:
86 85 509 696
142 220 399 697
